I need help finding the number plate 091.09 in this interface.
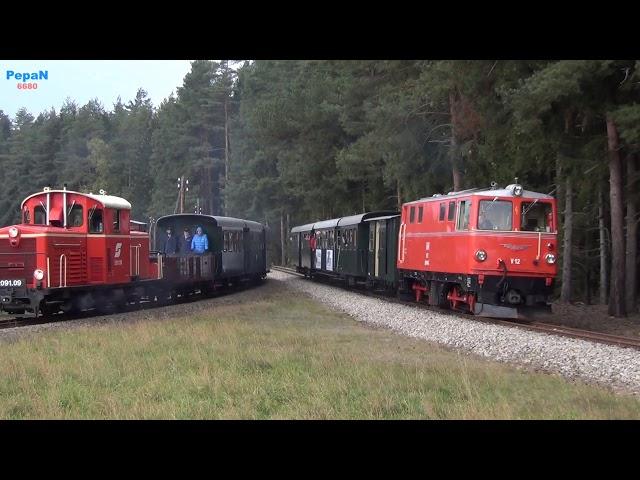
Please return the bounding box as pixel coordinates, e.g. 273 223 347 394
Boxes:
0 279 23 287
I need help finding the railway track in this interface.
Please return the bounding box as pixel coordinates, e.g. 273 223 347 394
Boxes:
270 265 640 351
0 280 264 331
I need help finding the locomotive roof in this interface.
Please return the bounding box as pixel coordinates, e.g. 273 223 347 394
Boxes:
156 213 264 231
21 190 132 210
407 188 554 205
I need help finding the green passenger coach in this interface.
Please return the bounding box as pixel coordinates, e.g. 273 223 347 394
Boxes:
290 211 398 286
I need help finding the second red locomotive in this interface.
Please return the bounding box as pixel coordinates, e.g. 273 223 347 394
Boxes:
290 182 558 319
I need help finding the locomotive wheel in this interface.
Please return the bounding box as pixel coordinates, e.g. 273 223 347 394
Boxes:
447 285 471 313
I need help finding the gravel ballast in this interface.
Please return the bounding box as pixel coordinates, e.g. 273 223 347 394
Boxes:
270 270 640 395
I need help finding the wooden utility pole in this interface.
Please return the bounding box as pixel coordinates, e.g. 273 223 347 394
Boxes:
176 176 188 214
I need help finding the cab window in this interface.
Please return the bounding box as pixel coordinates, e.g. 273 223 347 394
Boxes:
23 208 30 224
409 207 415 223
68 205 83 227
34 205 46 225
456 201 471 231
448 201 456 221
521 201 553 232
478 199 512 231
113 209 121 232
89 208 104 233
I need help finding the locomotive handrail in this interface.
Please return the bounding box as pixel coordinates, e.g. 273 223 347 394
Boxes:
157 252 163 279
398 223 407 263
130 244 142 276
59 254 67 287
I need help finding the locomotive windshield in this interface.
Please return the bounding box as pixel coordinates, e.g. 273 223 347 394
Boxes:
521 201 553 232
478 199 512 231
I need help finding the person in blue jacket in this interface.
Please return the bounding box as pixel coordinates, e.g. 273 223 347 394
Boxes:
191 226 209 254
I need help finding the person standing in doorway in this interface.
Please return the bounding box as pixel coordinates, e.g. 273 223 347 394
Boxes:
180 227 193 254
163 227 179 255
191 226 209 254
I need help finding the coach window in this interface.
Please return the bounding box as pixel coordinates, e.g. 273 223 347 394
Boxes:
418 206 423 223
113 209 121 232
439 203 446 221
456 201 471 230
88 207 104 233
448 201 456 221
34 205 46 225
410 207 416 223
478 200 512 231
68 204 83 227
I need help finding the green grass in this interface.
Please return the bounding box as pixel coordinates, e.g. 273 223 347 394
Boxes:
1 282 639 419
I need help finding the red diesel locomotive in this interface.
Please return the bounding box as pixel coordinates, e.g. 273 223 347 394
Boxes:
291 182 558 319
398 183 557 318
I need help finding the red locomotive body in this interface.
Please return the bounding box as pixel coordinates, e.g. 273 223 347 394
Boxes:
0 188 159 315
397 184 558 318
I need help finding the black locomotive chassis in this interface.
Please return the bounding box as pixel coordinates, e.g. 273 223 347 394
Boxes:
399 270 554 308
0 279 165 314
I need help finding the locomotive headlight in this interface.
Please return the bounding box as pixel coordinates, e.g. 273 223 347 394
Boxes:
475 249 487 262
9 227 19 238
545 253 556 265
33 269 45 281
512 184 523 196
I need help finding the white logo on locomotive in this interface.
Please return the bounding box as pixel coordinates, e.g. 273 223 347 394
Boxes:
114 242 123 258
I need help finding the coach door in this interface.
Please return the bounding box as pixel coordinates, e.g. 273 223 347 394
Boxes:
377 221 386 277
243 227 251 274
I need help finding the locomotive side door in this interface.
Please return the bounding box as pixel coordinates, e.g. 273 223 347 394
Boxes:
106 208 131 283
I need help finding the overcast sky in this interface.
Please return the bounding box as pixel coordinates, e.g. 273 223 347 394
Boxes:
0 60 194 119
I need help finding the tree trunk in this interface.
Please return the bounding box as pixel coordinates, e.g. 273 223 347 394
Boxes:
606 115 626 317
625 154 638 313
449 92 462 192
599 182 609 305
452 163 462 193
280 209 286 266
560 177 573 303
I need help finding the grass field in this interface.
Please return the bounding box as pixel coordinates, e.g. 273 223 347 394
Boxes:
1 281 639 419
